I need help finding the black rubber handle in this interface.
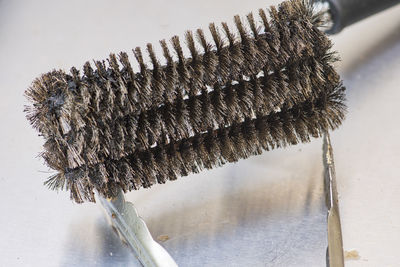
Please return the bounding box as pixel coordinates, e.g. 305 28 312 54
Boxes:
327 0 400 34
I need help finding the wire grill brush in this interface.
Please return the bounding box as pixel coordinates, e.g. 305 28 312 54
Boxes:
25 0 346 203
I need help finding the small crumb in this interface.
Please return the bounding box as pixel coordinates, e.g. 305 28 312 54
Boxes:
109 252 113 256
344 250 360 261
111 213 116 219
157 235 170 242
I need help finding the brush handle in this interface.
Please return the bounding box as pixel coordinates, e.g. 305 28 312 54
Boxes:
326 0 399 34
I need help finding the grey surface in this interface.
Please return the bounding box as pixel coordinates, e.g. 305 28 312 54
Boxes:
0 0 399 266
126 145 328 267
330 6 400 265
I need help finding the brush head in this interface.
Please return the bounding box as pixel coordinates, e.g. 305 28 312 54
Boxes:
25 0 346 203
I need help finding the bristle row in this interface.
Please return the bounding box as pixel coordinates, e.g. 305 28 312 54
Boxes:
26 0 331 135
41 55 338 171
60 82 345 202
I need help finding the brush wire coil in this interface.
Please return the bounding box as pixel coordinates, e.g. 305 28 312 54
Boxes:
25 0 346 203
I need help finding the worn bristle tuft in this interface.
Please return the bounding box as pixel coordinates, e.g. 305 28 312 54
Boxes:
25 0 346 203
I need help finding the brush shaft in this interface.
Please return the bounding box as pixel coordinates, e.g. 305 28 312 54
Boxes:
327 0 399 33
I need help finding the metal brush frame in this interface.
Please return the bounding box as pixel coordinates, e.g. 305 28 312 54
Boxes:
98 190 178 267
323 133 344 267
98 132 344 267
